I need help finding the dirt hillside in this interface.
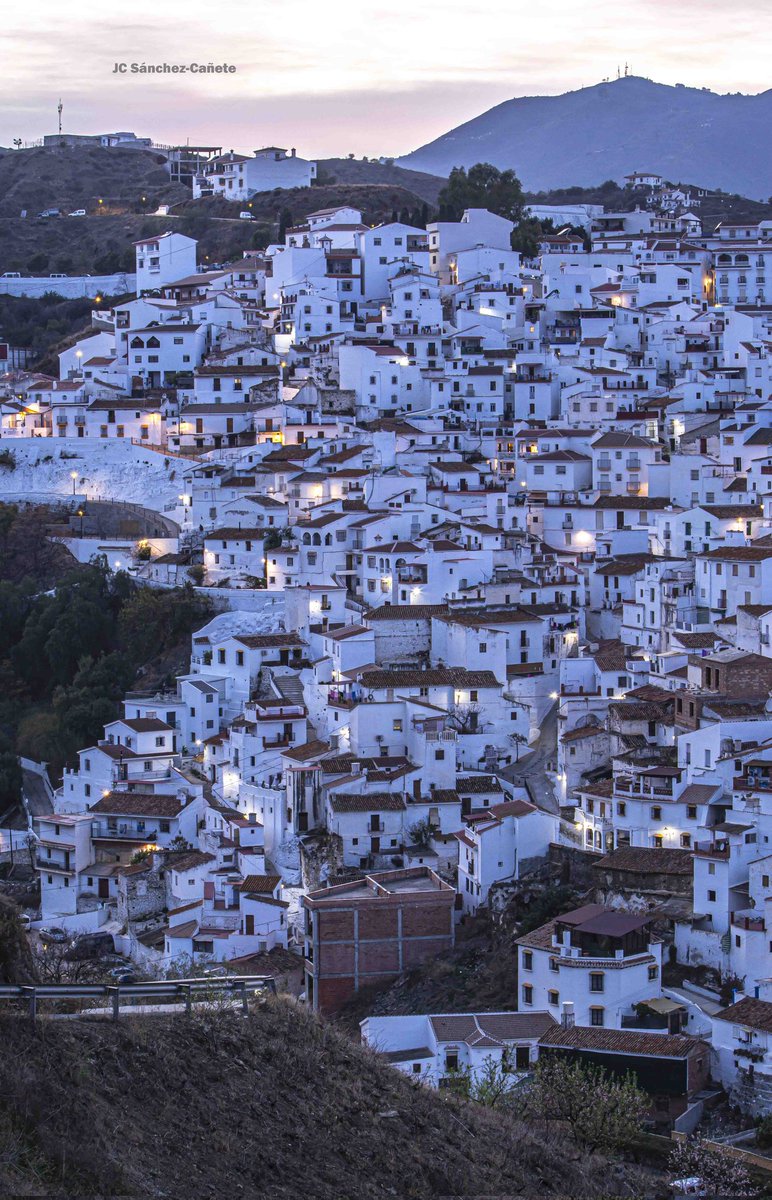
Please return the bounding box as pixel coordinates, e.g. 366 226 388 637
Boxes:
0 996 651 1198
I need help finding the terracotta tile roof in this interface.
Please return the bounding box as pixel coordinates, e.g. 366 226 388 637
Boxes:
329 792 406 813
593 847 693 875
234 632 304 649
366 605 449 621
488 799 537 819
281 739 330 762
166 920 198 939
239 874 281 894
456 775 503 794
357 667 501 690
430 1012 556 1045
715 996 772 1033
89 792 185 817
539 1025 704 1058
166 850 215 872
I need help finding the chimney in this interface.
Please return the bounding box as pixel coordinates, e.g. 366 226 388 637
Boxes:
561 1001 575 1029
290 147 296 158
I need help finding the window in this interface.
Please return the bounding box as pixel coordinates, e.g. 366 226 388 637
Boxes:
521 984 533 1005
445 1051 459 1072
651 806 662 821
648 965 658 981
708 889 716 902
522 950 533 971
548 990 559 1006
590 1008 604 1027
589 973 604 993
412 1063 422 1074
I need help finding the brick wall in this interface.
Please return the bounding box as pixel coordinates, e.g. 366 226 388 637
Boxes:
306 886 454 1013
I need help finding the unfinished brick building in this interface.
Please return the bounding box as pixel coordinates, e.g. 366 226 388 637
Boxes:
303 867 455 1013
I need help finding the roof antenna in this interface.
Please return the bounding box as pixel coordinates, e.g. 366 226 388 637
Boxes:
57 98 63 135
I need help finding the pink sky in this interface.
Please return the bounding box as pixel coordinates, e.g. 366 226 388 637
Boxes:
5 0 769 157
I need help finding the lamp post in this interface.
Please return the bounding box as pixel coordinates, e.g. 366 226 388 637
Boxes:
70 470 78 496
77 508 84 536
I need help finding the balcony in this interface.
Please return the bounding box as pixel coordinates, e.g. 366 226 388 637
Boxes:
36 856 74 875
615 778 674 798
262 734 294 748
732 912 765 933
694 840 730 859
90 821 159 841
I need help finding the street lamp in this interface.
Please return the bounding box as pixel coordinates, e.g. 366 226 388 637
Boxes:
77 508 84 536
70 470 78 495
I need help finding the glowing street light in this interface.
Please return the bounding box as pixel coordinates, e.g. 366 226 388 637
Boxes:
70 469 78 495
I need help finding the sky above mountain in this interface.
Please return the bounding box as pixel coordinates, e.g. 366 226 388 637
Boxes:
4 0 770 158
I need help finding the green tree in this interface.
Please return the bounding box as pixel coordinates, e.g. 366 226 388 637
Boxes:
438 163 527 224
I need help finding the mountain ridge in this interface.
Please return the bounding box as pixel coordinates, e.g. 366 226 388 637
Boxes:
396 76 772 199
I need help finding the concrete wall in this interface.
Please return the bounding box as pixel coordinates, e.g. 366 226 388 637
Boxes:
0 273 135 299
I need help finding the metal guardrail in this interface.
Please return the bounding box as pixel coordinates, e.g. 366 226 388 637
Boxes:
0 975 276 1020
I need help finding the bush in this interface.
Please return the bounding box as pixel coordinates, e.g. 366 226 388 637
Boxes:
0 450 16 471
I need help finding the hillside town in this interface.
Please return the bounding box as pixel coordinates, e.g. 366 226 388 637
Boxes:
6 174 772 1145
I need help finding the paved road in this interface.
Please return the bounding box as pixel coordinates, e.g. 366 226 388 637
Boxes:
21 767 53 819
498 702 559 815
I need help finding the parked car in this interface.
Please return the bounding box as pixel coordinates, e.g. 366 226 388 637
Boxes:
49 273 68 279
67 930 115 960
68 209 86 217
239 211 253 220
1 272 21 278
18 914 32 929
39 926 68 944
37 209 61 218
108 967 137 985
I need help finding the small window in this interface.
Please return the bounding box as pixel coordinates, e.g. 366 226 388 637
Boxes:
521 984 533 1006
590 1008 604 1027
522 950 533 971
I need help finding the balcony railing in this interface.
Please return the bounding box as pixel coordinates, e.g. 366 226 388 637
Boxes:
91 821 158 841
732 912 765 933
36 856 74 874
694 840 730 859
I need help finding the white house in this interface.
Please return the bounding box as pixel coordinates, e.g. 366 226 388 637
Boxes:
517 904 663 1029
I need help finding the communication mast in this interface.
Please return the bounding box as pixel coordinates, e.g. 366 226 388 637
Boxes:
57 99 63 135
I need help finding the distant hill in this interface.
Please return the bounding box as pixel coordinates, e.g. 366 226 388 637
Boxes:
317 158 446 205
0 997 647 1197
397 76 772 199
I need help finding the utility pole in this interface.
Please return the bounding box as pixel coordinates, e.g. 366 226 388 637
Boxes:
58 99 63 135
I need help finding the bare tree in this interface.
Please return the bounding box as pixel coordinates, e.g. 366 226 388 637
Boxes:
447 703 484 734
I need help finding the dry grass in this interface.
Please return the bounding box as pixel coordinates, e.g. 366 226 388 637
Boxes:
0 996 654 1198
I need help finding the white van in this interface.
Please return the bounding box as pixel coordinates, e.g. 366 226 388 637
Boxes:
239 211 253 220
68 209 86 217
